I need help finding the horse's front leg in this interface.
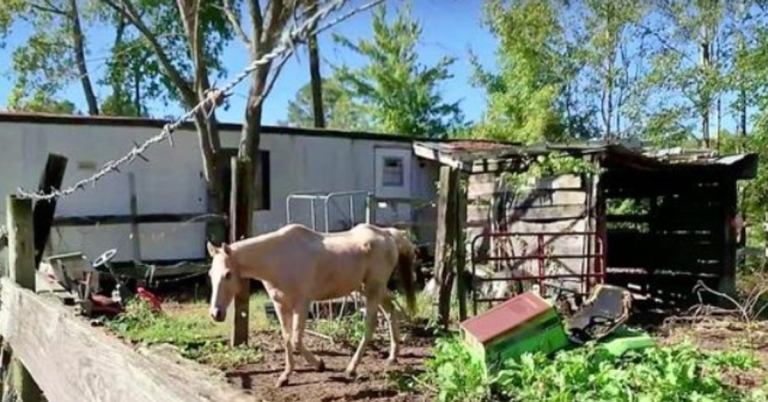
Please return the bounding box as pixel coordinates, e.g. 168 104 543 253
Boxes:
273 301 295 387
345 290 381 377
292 301 325 371
379 293 401 365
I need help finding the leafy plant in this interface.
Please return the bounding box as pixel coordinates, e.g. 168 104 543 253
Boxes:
420 337 766 402
499 151 603 195
105 298 223 347
312 312 369 346
422 337 491 402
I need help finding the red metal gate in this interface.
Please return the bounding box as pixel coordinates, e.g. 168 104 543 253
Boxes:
469 231 606 315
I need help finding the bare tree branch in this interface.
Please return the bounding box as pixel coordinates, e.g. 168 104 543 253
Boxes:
219 1 252 49
247 0 263 53
29 2 65 15
256 53 292 106
100 0 197 104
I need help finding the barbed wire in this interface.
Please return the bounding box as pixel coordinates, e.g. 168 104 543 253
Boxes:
16 0 378 202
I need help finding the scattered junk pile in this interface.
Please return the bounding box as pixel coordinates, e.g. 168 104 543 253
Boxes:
460 284 656 374
40 248 162 318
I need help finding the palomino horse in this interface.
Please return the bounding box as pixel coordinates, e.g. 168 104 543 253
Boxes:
206 223 417 387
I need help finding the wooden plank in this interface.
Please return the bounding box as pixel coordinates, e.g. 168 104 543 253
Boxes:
0 279 252 402
53 213 224 226
128 172 142 263
455 171 468 322
8 197 36 291
230 157 253 346
5 195 42 402
434 166 459 328
32 153 68 268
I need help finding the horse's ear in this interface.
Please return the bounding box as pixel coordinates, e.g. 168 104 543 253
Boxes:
206 241 218 257
222 243 232 255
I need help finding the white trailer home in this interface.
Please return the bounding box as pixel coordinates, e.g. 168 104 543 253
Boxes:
0 113 439 267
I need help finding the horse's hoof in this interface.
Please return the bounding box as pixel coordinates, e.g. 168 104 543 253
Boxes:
345 368 357 378
386 357 397 366
317 359 326 372
276 374 289 388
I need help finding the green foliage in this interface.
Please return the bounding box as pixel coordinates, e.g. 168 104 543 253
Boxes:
0 0 233 116
99 1 234 110
312 312 368 346
332 2 465 137
499 152 603 195
282 75 372 131
471 0 591 143
420 337 767 402
105 298 224 346
423 337 491 402
105 298 263 370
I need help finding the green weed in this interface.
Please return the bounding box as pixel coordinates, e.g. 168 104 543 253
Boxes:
312 312 368 345
419 337 767 402
105 295 271 370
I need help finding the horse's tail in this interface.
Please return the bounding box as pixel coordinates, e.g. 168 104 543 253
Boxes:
388 228 417 315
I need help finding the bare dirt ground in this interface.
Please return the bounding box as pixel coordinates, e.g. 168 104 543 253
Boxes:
220 325 434 402
224 329 435 402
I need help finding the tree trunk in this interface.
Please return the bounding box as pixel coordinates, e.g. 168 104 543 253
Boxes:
309 35 325 128
239 91 265 236
69 0 99 115
700 26 712 149
307 1 325 128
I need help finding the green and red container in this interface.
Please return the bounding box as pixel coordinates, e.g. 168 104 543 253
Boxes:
459 291 570 372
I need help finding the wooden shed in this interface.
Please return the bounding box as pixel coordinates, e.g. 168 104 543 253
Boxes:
413 140 758 312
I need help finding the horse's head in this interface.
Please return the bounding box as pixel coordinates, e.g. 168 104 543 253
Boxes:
206 241 242 322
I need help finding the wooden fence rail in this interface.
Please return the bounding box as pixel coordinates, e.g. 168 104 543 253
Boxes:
0 196 251 402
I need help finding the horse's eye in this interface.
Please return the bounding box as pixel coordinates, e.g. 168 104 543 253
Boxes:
224 271 231 280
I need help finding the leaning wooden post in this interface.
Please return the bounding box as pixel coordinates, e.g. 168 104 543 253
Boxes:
6 196 42 402
230 157 253 346
434 166 459 328
32 153 68 268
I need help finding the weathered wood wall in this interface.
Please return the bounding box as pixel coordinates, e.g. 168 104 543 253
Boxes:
602 170 737 306
466 171 599 294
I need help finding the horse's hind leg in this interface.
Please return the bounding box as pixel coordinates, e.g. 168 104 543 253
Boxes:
274 301 296 387
292 301 325 371
345 289 381 377
379 292 401 364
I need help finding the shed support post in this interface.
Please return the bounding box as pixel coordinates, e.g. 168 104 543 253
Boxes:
719 180 738 297
32 153 68 268
4 196 42 402
435 166 460 328
455 171 468 322
230 157 253 346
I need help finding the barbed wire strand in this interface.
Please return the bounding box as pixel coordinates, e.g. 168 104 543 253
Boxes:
16 0 378 201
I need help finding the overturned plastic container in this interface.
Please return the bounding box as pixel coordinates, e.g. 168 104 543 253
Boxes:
459 291 571 372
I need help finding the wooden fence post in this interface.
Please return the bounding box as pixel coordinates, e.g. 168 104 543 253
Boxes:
434 166 459 328
230 157 253 346
455 172 468 322
32 153 68 268
6 195 42 402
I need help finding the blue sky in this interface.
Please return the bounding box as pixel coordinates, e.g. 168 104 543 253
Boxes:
0 0 495 126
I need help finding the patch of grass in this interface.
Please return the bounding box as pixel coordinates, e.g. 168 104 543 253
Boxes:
182 341 263 370
419 336 768 402
312 312 368 345
105 293 274 370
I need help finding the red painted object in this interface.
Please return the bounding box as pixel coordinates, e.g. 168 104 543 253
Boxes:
136 287 163 312
461 291 554 344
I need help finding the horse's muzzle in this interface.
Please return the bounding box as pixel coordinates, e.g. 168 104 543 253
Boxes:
210 308 226 322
